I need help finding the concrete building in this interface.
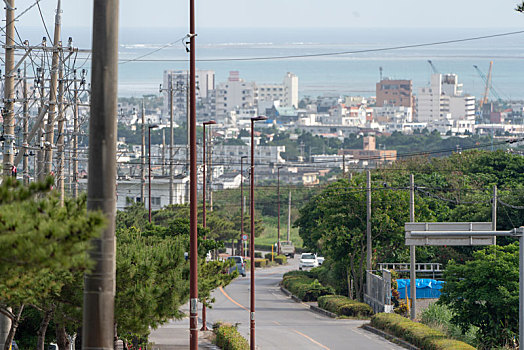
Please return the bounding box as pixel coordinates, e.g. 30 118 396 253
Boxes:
339 136 397 166
257 72 299 109
376 79 413 107
416 74 475 125
216 71 256 120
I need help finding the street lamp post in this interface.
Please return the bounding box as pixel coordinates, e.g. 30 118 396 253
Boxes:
201 120 216 331
240 155 248 257
250 115 267 350
148 124 158 223
277 166 284 255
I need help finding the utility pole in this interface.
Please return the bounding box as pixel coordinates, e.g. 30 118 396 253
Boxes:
22 63 29 185
188 0 199 345
82 0 119 349
161 129 166 176
141 103 146 204
366 170 372 272
56 60 65 205
492 185 497 232
44 0 62 177
72 70 79 198
37 57 46 181
287 190 291 242
208 132 214 211
3 0 16 177
409 174 416 320
160 75 174 202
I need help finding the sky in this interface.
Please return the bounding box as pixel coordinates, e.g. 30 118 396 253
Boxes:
18 0 524 29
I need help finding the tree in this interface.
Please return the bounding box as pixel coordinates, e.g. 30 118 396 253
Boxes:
518 2 524 12
439 244 519 349
0 178 104 350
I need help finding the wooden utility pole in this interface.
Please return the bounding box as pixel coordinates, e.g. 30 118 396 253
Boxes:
141 102 146 204
3 0 16 177
44 0 62 177
82 0 119 349
72 70 79 198
366 170 372 272
409 174 416 320
22 63 29 185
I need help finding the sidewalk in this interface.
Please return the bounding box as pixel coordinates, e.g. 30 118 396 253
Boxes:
149 317 218 350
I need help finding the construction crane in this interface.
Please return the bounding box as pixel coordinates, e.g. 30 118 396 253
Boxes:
473 61 502 105
427 60 439 74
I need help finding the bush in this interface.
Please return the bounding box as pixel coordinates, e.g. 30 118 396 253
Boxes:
213 323 249 350
254 252 263 258
420 303 477 347
274 255 287 265
370 313 475 350
264 252 275 260
318 295 373 318
254 258 267 267
282 274 334 302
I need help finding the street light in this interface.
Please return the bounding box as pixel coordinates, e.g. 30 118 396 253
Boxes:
250 115 267 350
148 124 158 222
277 166 284 255
201 120 215 331
240 155 248 257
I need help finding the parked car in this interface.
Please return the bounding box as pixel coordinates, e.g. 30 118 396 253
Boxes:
317 256 325 265
279 241 296 258
227 256 246 277
299 253 318 270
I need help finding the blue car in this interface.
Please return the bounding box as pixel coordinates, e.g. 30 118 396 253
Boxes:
227 256 246 277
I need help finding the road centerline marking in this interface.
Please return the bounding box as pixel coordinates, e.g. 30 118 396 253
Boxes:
219 286 248 311
293 329 330 350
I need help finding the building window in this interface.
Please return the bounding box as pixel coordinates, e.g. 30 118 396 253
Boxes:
152 197 161 206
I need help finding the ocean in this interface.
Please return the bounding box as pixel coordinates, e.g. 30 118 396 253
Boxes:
16 26 524 99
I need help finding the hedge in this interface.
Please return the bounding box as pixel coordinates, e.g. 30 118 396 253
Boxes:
318 295 373 318
254 258 268 267
281 274 334 301
213 323 249 350
274 255 287 265
370 313 475 350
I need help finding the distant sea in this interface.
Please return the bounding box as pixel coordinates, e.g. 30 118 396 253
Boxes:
17 27 524 99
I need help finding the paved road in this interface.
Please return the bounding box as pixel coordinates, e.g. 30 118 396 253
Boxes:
205 258 404 350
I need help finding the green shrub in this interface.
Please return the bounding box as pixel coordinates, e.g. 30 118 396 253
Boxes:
274 255 287 265
213 323 249 350
254 252 262 258
265 252 275 260
371 313 475 350
420 303 477 347
254 258 267 267
318 295 373 318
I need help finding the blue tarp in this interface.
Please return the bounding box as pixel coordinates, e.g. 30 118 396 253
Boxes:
397 279 444 299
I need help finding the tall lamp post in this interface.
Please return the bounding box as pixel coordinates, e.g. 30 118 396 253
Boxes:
250 115 267 350
148 124 158 222
240 155 248 257
277 166 284 255
201 120 215 331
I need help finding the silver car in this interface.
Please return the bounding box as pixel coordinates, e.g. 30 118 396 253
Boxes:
227 256 246 277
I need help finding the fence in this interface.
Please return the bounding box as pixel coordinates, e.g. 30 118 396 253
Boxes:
364 269 393 314
377 262 443 278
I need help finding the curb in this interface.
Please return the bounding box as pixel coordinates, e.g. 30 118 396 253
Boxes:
361 324 419 350
279 285 336 318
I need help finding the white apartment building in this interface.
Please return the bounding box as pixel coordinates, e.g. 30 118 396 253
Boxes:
215 71 257 120
373 106 413 124
163 69 215 121
257 72 298 109
416 74 475 124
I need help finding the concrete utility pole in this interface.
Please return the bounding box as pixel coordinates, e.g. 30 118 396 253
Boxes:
44 0 62 177
141 103 146 204
3 0 16 177
492 185 497 232
366 170 372 272
37 56 46 181
72 70 79 198
287 190 291 242
82 1 119 349
409 174 416 320
188 0 199 346
22 64 29 185
169 75 174 204
161 129 166 176
56 61 65 205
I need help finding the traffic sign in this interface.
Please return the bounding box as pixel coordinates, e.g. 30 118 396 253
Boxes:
242 234 248 241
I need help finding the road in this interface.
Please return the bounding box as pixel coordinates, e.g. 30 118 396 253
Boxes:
205 258 404 350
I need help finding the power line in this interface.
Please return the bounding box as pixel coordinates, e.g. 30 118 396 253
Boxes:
117 29 524 63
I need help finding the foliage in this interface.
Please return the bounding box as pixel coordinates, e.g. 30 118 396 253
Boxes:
274 255 287 265
213 322 249 350
281 273 334 302
253 258 268 267
438 244 519 349
420 303 477 347
199 260 237 308
371 313 475 350
317 295 373 318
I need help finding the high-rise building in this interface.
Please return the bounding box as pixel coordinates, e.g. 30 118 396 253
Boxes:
215 71 257 120
416 74 475 123
376 79 413 107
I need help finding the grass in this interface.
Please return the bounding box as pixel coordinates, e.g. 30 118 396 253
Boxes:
256 217 303 247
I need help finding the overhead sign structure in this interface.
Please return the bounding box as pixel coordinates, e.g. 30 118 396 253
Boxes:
405 222 495 246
